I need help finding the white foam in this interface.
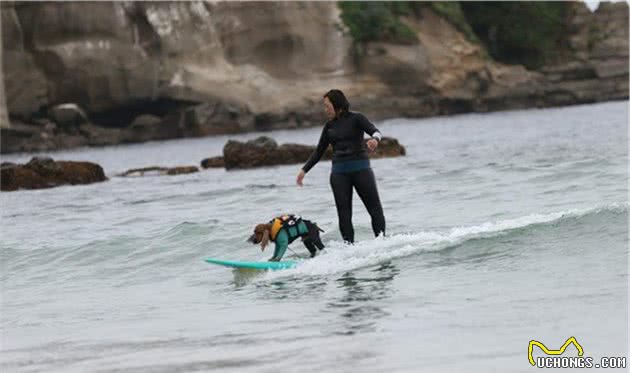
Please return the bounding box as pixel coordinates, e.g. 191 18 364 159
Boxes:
260 202 628 280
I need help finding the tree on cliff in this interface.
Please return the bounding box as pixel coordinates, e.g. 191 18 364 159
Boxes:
460 2 570 69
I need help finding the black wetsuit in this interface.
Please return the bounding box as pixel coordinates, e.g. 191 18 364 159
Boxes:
302 111 386 243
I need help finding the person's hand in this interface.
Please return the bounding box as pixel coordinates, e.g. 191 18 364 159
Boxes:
296 169 305 186
367 138 379 152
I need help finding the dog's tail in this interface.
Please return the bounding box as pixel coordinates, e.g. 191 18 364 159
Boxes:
306 220 325 233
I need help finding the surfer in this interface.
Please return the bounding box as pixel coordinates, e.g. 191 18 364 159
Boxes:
296 89 386 244
248 215 325 261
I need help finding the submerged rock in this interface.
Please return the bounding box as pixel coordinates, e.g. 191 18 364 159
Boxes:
0 156 107 191
166 166 198 175
200 156 225 169
118 165 199 177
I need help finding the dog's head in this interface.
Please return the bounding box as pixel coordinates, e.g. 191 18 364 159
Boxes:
248 223 271 250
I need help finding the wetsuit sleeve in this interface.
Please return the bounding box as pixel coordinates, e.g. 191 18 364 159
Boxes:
356 113 382 141
302 124 329 173
271 230 289 261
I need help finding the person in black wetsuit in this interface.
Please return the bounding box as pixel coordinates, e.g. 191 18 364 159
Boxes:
296 89 386 243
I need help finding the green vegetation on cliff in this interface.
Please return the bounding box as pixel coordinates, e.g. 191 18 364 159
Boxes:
338 1 571 69
460 2 570 69
337 1 418 53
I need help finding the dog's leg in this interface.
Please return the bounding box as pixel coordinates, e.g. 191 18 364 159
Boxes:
303 240 317 258
314 235 325 251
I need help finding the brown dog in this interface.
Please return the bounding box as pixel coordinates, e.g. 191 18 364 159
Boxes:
248 215 324 261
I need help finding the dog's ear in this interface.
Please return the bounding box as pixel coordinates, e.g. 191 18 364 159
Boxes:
260 229 270 251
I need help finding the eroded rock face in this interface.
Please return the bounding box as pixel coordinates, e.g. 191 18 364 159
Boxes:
2 4 49 120
0 1 351 152
0 156 107 191
13 2 157 115
0 1 627 153
220 136 406 170
2 2 350 119
540 2 629 105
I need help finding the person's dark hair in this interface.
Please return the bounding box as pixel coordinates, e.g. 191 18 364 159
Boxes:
324 89 350 115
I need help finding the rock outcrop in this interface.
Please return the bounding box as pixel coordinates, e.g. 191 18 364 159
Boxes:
222 137 297 170
0 156 107 191
218 135 405 170
368 137 406 158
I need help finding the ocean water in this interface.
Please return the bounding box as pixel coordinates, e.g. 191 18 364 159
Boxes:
1 101 628 372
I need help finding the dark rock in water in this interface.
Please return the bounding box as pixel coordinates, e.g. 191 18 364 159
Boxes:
118 165 198 177
223 136 279 169
1 157 107 191
118 166 168 177
275 143 316 163
248 136 278 150
221 136 405 169
25 156 62 175
200 156 225 169
223 136 292 169
166 166 198 175
370 137 406 158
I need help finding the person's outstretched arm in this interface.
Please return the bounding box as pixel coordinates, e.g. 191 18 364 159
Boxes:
298 124 329 185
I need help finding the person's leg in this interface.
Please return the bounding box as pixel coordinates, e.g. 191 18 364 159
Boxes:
352 168 386 237
330 172 354 243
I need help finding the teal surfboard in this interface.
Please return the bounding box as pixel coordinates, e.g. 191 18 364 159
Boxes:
205 258 297 270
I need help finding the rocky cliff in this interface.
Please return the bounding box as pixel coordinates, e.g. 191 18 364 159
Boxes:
541 2 629 105
1 1 627 153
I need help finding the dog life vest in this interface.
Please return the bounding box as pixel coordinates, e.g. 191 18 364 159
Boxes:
269 215 303 241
